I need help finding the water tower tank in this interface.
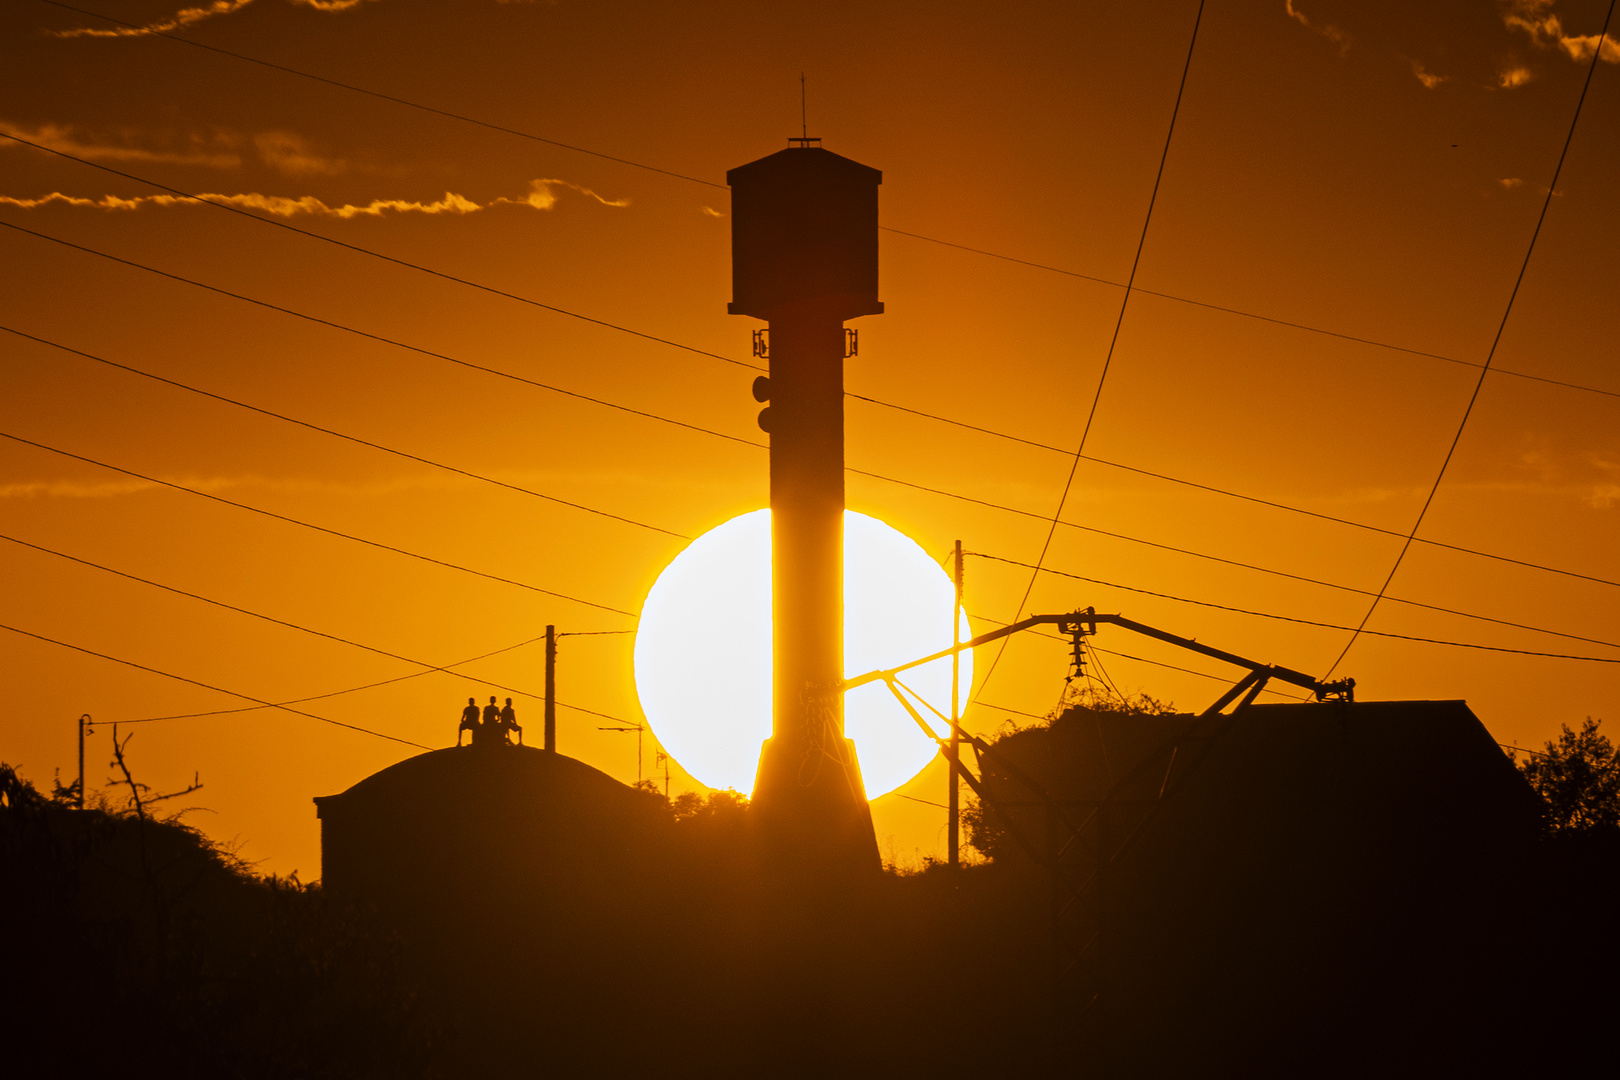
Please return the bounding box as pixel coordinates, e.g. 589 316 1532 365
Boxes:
728 145 882 321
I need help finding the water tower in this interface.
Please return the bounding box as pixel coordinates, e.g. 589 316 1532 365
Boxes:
729 138 883 871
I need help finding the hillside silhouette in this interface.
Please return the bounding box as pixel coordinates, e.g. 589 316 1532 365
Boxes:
6 701 1619 1078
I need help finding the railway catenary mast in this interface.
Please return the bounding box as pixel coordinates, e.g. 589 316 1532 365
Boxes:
729 137 883 871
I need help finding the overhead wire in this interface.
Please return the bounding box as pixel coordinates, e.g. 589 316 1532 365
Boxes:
123 632 553 723
6 265 1611 654
968 551 1620 663
846 395 1620 591
0 220 767 451
878 227 1620 403
0 621 432 749
853 464 1620 649
30 1 1618 405
0 133 760 373
979 0 1206 700
32 0 731 191
1 325 690 540
0 530 567 700
0 430 640 617
1319 0 1616 680
8 144 1618 599
23 0 1611 773
6 21 1616 682
0 537 640 728
11 303 1603 653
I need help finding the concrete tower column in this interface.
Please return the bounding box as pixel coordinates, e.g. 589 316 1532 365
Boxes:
728 141 883 872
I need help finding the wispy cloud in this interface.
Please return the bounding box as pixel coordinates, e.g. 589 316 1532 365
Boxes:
254 131 347 177
1512 438 1620 509
50 0 374 39
4 120 368 179
1498 64 1536 87
701 206 725 218
1499 177 1525 189
0 119 241 169
524 178 631 208
1284 1 1351 55
51 0 257 38
0 190 479 217
1407 58 1448 88
1502 1 1620 65
0 178 629 219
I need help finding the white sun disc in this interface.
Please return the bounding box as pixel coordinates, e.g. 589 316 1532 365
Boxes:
633 509 971 798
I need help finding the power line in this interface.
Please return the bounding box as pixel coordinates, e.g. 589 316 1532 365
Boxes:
2 534 640 727
0 530 558 702
854 466 1619 650
0 133 760 373
877 228 1620 404
32 0 730 191
1321 0 1616 680
25 4 1619 409
0 430 640 617
968 551 1620 664
893 793 949 810
23 302 1604 653
123 633 553 723
37 298 1584 649
10 141 1616 601
984 0 1206 700
847 395 1620 591
0 220 767 452
1 325 690 540
0 621 432 749
10 231 1616 648
0 229 1463 623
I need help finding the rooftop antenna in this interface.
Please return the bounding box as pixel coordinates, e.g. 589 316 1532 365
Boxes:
791 73 820 147
600 719 645 781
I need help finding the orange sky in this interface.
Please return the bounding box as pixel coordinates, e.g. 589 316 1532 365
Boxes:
2 0 1617 878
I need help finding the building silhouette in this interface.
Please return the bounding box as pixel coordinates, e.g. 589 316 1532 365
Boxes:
314 739 666 931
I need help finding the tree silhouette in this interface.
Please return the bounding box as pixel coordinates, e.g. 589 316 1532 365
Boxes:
1514 717 1620 833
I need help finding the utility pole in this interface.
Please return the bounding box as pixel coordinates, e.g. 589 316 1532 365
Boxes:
77 713 93 810
656 749 671 798
949 542 963 870
544 625 557 753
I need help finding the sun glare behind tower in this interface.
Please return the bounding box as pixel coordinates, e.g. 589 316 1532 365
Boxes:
729 138 883 872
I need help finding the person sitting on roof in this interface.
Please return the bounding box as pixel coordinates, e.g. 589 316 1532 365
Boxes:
498 697 522 746
457 697 481 746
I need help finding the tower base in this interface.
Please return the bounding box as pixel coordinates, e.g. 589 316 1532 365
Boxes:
750 735 881 877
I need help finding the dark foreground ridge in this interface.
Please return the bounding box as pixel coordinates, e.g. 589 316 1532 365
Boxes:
6 699 1618 1078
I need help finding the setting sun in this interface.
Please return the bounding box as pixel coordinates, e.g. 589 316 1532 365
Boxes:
633 509 971 797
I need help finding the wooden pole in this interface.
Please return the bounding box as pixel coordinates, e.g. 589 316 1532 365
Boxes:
544 625 557 752
949 541 963 869
77 713 91 810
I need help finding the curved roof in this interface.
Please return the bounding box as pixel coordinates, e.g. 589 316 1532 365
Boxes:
315 744 639 817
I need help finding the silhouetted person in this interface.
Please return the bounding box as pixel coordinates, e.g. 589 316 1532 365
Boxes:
483 695 501 741
499 698 522 746
457 697 481 746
